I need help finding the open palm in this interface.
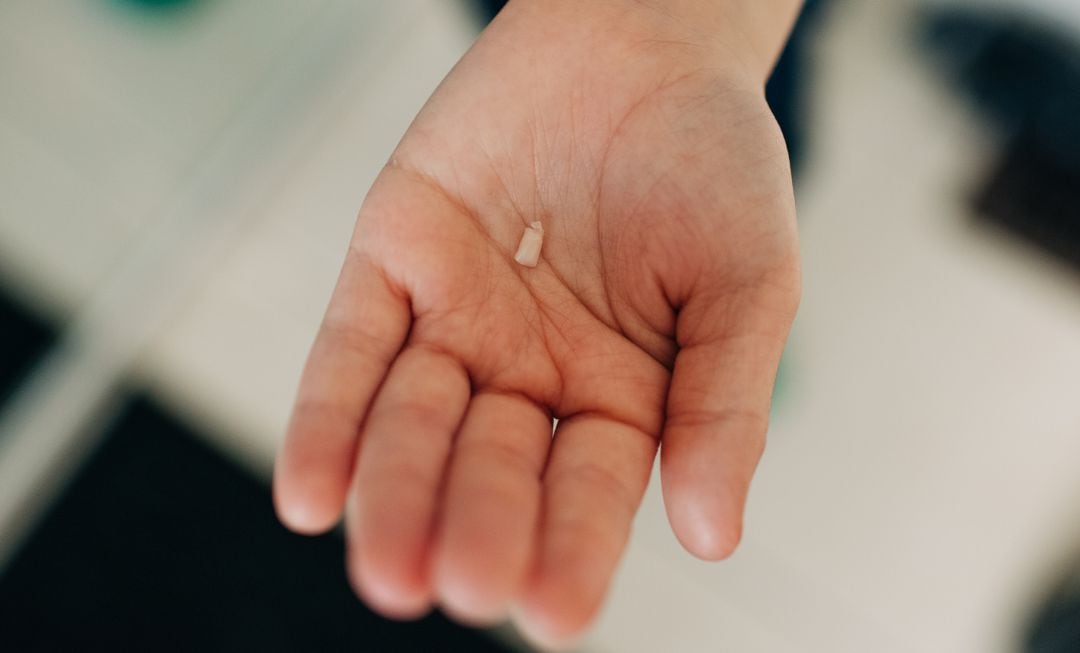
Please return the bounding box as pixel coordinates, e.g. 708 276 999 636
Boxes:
275 1 800 646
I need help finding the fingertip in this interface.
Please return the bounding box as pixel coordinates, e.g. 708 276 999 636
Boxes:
661 475 745 561
435 581 509 627
671 506 743 562
511 599 586 653
432 552 512 627
346 546 433 621
514 564 608 652
273 492 338 536
272 463 345 535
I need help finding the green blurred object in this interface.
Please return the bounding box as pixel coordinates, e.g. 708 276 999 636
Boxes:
112 0 199 13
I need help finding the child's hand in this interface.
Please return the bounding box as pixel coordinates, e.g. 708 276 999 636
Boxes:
275 0 800 646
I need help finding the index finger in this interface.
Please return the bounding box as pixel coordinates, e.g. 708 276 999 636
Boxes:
273 247 411 534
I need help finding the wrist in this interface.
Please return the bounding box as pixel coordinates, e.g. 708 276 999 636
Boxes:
705 0 806 80
502 0 803 85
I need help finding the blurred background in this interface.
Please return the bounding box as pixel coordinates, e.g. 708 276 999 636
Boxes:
1 0 1079 651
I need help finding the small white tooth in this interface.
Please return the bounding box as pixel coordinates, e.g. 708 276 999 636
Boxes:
514 221 544 268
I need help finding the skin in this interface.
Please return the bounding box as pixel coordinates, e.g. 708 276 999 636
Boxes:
275 0 803 648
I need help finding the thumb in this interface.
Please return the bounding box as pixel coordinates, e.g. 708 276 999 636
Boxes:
660 271 799 560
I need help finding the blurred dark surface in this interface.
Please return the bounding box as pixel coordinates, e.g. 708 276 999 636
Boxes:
921 9 1080 272
0 396 513 652
0 290 53 409
974 139 1080 270
1027 562 1080 653
1029 590 1080 653
470 0 504 21
765 0 826 176
921 10 1080 169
